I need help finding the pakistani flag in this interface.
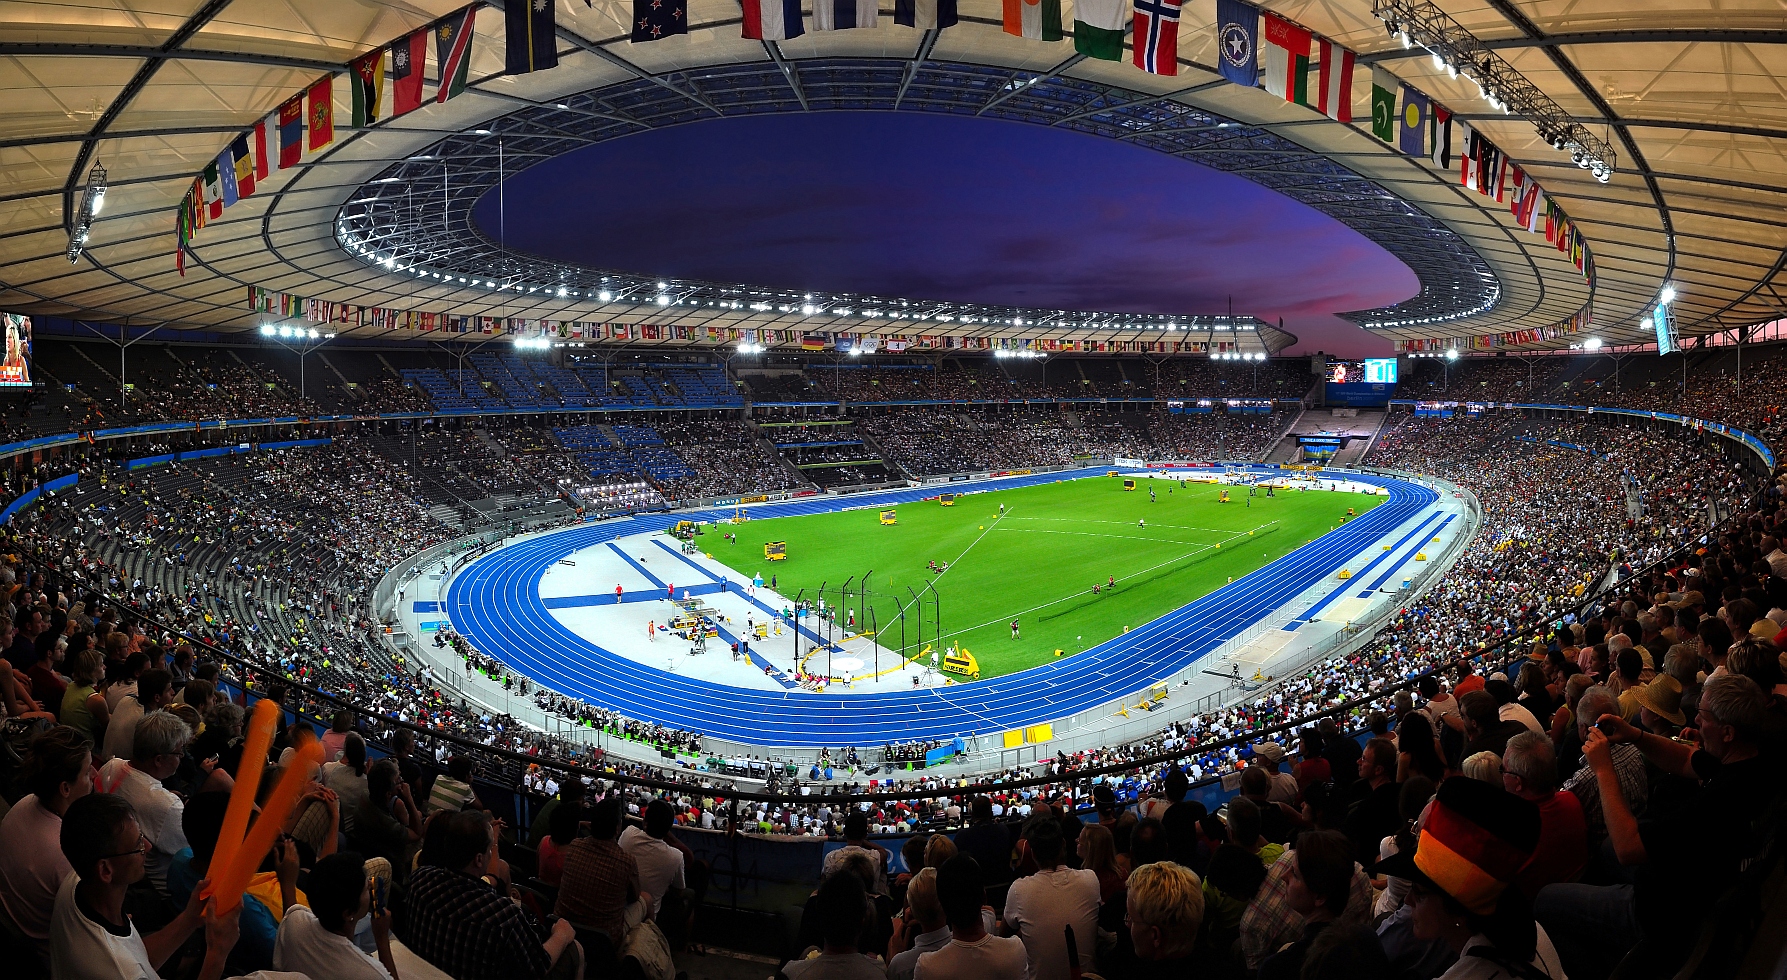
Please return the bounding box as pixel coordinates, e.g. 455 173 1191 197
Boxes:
1370 67 1397 143
1073 0 1126 59
1003 0 1062 40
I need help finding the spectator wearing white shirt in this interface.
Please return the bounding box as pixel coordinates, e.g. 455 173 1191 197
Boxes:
274 851 398 980
97 710 192 895
1002 814 1099 980
321 733 372 835
50 793 240 980
619 799 686 916
101 667 174 764
915 855 1026 980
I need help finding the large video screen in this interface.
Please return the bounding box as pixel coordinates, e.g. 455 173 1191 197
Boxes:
0 314 31 387
1363 358 1398 384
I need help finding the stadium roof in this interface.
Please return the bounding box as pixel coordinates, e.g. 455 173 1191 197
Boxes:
0 0 1773 352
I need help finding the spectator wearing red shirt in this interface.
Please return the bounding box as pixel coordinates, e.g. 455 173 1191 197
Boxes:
1452 659 1486 697
1502 731 1586 899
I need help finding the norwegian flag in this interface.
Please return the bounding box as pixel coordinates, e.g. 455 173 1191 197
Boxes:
1132 0 1182 76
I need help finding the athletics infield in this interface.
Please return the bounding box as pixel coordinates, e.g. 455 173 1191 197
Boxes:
441 466 1442 746
705 475 1384 678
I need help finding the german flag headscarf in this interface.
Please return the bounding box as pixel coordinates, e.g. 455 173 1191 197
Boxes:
1371 777 1540 915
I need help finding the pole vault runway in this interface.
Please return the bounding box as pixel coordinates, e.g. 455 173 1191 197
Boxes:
444 466 1440 746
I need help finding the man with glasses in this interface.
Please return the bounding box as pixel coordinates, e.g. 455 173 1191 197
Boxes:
98 711 192 898
50 793 240 980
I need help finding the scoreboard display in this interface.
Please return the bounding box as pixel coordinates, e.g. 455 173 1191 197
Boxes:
1363 358 1398 384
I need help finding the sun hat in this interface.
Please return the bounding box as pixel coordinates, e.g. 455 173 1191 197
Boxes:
1636 675 1687 727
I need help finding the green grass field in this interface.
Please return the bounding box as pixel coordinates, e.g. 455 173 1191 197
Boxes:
705 476 1382 678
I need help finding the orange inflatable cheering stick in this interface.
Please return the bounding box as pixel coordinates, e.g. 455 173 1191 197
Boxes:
205 698 279 900
209 727 324 913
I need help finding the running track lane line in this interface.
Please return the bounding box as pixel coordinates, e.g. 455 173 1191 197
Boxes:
444 468 1439 745
1293 512 1443 624
446 476 1434 744
1360 514 1457 595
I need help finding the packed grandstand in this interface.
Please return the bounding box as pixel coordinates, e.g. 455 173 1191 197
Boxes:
0 332 1778 980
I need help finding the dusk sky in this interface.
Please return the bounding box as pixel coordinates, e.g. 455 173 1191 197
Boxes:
475 112 1417 356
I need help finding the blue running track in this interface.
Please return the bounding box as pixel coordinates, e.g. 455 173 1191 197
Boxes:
445 467 1439 745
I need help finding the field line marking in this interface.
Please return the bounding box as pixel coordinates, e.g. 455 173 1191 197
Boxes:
933 519 1281 645
1000 516 1240 534
991 527 1218 544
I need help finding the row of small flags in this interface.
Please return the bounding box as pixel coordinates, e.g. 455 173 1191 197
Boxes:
175 6 479 274
1393 304 1593 353
1365 68 1593 283
246 287 1223 352
186 0 1590 290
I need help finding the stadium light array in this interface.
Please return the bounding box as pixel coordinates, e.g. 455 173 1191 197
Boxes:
1583 337 1603 350
1373 0 1615 181
66 162 107 264
512 336 552 350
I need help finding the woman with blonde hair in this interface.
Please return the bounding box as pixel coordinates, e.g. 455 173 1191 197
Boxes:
1462 751 1503 784
1077 822 1125 903
922 832 957 869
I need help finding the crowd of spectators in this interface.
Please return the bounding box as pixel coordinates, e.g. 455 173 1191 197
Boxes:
652 419 806 500
5 344 1787 978
1149 412 1293 461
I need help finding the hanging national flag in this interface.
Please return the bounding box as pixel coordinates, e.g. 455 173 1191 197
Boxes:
801 333 828 351
391 28 428 115
506 0 558 73
175 192 190 276
633 0 689 41
188 177 206 232
217 148 240 207
276 95 304 168
1507 165 1525 213
1260 13 1310 104
1477 137 1501 196
812 0 877 28
1073 0 1125 59
1003 0 1061 40
230 134 256 197
894 0 957 29
1398 85 1427 155
1456 120 1475 187
1369 67 1396 143
1315 38 1350 121
349 50 383 127
1213 0 1256 86
1523 186 1545 233
307 76 334 150
1131 0 1181 75
1428 104 1452 170
436 7 476 101
251 117 270 181
1314 38 1352 121
202 162 223 219
743 0 805 39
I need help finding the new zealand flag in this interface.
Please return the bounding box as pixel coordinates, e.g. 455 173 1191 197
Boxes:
631 0 688 42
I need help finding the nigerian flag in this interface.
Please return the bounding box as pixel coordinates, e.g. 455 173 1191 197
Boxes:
1073 0 1126 60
